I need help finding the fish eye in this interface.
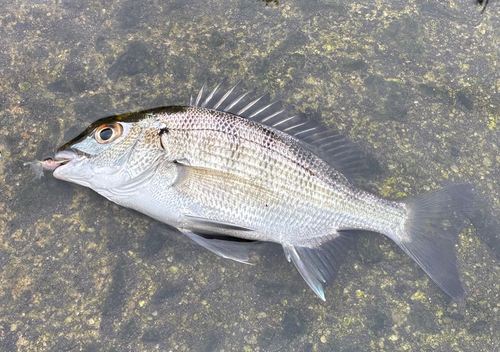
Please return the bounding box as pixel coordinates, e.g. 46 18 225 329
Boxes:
95 123 123 144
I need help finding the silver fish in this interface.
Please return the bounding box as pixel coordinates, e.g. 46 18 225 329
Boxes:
50 81 473 301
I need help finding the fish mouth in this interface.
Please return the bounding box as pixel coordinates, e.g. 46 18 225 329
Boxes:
55 150 75 161
50 150 77 170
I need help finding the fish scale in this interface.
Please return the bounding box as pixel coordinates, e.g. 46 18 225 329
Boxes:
159 108 404 240
48 82 474 301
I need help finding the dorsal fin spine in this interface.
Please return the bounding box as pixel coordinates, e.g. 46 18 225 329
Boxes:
260 110 285 123
294 127 318 136
236 94 269 116
195 82 207 107
248 100 281 119
225 89 254 111
283 122 309 132
201 80 225 108
213 80 241 110
189 81 371 180
272 115 296 127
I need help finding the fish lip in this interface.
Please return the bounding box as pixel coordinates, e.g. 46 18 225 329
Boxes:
52 149 78 170
55 149 75 162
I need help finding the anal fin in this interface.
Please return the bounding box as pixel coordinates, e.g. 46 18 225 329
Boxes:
181 230 257 264
283 232 356 301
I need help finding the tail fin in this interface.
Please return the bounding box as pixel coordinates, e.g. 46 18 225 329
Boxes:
392 184 474 300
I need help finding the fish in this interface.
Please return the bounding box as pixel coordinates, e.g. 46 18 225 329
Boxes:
47 81 474 301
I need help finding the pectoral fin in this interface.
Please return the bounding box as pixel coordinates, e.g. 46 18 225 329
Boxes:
184 215 254 232
181 230 257 264
283 231 356 301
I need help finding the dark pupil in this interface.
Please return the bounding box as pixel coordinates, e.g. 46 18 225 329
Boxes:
99 128 113 141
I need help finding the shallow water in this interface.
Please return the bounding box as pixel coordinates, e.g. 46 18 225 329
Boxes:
1 0 500 350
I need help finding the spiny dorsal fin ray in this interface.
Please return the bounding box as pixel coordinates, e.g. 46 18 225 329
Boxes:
249 100 283 120
236 93 271 117
225 89 255 112
201 79 227 108
190 80 371 180
213 80 242 110
194 81 207 107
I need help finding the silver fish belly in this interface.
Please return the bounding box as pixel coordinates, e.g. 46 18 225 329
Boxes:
50 82 473 301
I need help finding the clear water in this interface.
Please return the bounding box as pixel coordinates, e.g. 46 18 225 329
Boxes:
0 0 499 350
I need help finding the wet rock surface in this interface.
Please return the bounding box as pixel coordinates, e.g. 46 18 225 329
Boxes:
1 0 500 350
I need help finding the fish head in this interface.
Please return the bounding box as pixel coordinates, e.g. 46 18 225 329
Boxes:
52 112 167 192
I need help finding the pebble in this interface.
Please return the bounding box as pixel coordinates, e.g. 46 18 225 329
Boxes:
483 157 492 167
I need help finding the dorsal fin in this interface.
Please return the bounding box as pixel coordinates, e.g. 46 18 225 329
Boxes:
189 80 371 180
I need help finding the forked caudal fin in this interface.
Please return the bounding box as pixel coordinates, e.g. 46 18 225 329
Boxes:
392 183 474 300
